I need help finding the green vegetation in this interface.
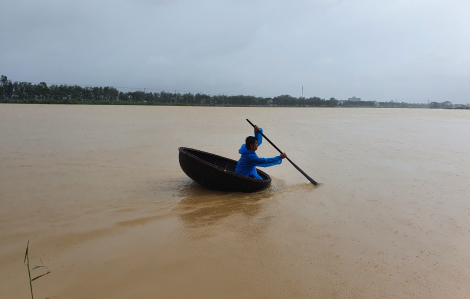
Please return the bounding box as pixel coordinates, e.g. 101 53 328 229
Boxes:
24 240 57 299
0 75 337 107
1 75 465 108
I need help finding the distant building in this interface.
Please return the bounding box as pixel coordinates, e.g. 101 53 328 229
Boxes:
348 96 361 101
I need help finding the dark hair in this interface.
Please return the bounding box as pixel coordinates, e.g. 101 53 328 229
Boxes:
246 136 257 148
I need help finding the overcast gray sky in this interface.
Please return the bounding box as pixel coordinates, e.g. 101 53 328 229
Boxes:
1 0 469 103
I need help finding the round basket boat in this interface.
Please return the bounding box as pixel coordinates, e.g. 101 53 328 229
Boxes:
178 147 271 193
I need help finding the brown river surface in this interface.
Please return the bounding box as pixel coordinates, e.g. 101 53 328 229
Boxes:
1 104 469 298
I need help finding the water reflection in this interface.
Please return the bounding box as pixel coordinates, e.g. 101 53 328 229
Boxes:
173 177 315 229
173 178 288 228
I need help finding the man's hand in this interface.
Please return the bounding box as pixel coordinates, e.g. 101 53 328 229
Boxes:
281 153 287 159
254 125 260 132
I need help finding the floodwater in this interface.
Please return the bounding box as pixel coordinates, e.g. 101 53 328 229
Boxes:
1 104 469 298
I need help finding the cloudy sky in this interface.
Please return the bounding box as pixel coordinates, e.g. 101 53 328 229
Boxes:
1 0 469 103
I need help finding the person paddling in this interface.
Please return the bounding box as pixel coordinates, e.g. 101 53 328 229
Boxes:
234 125 287 180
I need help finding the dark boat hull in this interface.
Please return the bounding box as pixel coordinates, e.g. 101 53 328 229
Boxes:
178 147 271 193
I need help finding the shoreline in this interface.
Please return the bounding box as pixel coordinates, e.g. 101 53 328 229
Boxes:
1 101 467 109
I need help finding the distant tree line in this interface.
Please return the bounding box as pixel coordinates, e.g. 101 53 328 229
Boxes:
0 75 465 109
428 101 453 109
0 75 340 107
374 101 430 109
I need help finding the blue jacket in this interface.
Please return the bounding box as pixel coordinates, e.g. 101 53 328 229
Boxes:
234 128 282 180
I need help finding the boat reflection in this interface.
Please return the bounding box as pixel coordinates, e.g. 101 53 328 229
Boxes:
174 178 288 229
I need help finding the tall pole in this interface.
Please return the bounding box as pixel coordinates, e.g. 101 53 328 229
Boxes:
302 86 303 97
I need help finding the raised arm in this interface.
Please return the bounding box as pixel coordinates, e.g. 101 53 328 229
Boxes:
254 126 263 146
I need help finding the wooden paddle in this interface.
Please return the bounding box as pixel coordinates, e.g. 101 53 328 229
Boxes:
246 119 318 186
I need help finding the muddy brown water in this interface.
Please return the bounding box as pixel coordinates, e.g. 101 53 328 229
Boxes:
1 104 469 298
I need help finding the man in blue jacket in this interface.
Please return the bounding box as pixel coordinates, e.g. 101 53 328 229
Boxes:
234 125 287 180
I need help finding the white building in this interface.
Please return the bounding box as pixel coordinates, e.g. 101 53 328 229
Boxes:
348 96 361 101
